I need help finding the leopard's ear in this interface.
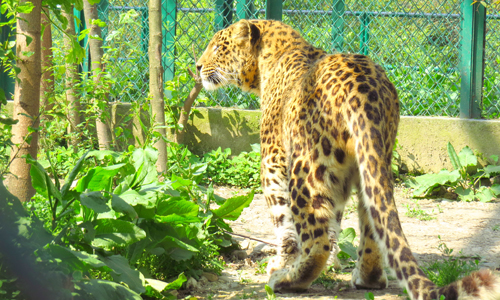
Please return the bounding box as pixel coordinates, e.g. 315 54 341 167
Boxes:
233 19 260 46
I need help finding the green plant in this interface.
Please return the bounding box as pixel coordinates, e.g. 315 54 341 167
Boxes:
365 292 375 300
264 284 278 300
421 238 479 287
2 145 254 299
493 224 500 231
408 142 500 202
405 200 435 221
255 258 269 275
334 227 358 270
203 144 261 189
312 269 341 289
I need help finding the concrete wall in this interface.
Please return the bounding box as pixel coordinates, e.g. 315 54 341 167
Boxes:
4 101 500 173
184 109 500 173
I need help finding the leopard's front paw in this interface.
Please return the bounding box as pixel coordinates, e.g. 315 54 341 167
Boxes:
268 267 309 292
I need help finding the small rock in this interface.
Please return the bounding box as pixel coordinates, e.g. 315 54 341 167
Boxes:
199 276 208 285
202 272 219 282
219 274 232 283
186 277 199 290
443 192 458 200
167 290 178 298
232 249 248 260
240 239 250 250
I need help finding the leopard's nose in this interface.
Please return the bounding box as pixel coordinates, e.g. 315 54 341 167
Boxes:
196 64 202 73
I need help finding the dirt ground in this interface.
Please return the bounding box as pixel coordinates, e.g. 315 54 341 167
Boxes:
182 186 500 300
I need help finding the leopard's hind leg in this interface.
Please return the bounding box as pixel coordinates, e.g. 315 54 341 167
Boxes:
351 184 388 289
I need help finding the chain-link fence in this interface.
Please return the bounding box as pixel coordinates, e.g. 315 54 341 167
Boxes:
45 1 500 118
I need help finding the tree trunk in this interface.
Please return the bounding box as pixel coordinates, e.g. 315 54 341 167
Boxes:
149 0 167 173
40 7 54 121
83 0 112 150
62 7 81 150
7 0 42 202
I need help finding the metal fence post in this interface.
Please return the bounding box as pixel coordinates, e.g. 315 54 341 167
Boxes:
459 0 486 119
74 9 89 74
331 0 344 52
163 0 177 84
236 0 256 20
215 0 234 31
265 0 282 21
0 11 15 101
360 12 370 55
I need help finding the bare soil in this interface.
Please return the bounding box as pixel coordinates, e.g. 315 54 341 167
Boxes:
182 186 500 300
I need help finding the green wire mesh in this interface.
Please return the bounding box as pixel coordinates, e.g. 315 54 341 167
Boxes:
484 15 500 119
48 0 500 118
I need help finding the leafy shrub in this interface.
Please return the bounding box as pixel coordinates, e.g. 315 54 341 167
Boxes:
1 145 254 299
422 238 479 287
407 142 500 202
203 144 261 189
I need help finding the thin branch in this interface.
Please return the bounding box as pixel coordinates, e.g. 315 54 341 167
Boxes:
224 230 278 247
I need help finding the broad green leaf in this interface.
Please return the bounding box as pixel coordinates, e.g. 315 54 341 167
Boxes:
145 273 186 292
74 0 84 10
80 192 110 213
412 170 461 197
491 184 500 196
337 227 358 259
338 227 356 244
28 156 61 201
87 150 122 162
132 147 157 185
76 279 142 300
198 186 227 204
111 194 138 220
447 142 461 170
155 214 200 224
91 19 106 27
17 2 34 14
92 219 146 249
45 245 111 273
157 199 198 217
475 187 495 203
69 250 108 270
61 151 90 200
171 174 193 190
118 189 156 208
213 191 254 221
100 255 145 294
265 285 276 298
76 165 124 193
456 187 475 202
458 146 477 168
484 165 500 176
44 244 90 272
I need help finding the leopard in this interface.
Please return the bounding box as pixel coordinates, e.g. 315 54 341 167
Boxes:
196 19 500 300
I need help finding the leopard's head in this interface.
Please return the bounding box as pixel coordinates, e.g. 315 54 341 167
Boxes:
196 19 261 94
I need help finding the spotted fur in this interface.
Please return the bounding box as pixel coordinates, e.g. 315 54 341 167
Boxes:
196 19 500 300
